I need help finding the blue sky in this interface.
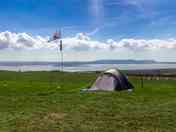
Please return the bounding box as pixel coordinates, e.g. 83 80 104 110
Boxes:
0 0 176 61
0 0 176 39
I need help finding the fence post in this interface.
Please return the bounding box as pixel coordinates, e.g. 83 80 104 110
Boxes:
141 75 144 88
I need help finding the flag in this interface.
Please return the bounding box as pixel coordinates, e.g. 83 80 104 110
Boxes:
53 30 61 40
48 29 61 42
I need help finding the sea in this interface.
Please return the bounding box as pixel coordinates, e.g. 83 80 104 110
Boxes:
0 63 176 72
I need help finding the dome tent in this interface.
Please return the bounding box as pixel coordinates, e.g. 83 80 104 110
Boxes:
88 69 134 91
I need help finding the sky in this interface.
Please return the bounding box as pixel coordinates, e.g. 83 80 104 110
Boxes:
0 0 176 62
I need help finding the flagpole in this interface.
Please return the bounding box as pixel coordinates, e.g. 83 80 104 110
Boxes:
57 43 60 71
61 49 63 71
48 29 63 72
60 39 63 72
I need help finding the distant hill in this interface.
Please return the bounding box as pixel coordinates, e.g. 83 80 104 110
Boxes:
92 59 157 64
0 59 175 67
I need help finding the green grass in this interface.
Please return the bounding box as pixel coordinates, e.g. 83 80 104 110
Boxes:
0 71 176 132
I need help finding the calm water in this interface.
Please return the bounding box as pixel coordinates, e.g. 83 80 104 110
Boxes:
0 64 176 72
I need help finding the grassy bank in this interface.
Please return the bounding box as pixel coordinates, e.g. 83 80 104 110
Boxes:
0 71 176 132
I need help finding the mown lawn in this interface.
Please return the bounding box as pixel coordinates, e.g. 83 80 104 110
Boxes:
0 71 176 132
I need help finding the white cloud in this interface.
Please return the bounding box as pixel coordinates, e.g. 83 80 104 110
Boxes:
0 31 176 51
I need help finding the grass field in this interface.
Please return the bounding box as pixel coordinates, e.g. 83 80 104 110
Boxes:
0 71 176 132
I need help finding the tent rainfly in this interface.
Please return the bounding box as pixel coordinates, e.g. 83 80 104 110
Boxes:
87 69 134 91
